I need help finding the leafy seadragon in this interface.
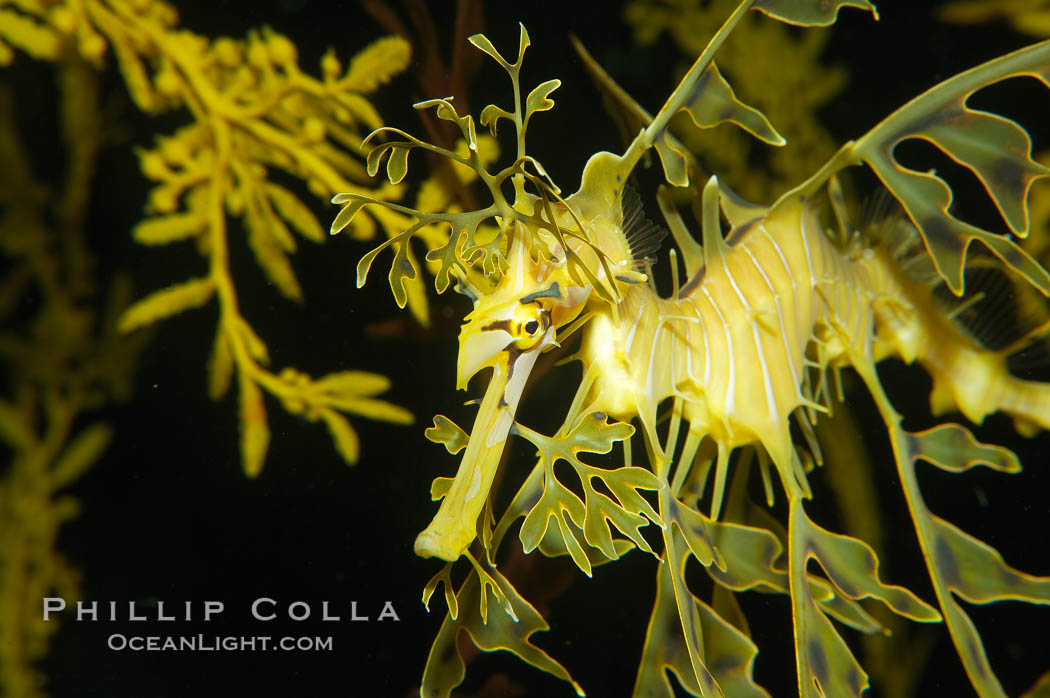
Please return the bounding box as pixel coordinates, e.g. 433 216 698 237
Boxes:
332 1 1050 696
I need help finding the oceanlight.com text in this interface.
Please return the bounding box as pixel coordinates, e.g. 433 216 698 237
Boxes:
106 634 334 652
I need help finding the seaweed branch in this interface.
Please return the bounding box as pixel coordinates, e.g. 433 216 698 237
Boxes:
1 0 421 475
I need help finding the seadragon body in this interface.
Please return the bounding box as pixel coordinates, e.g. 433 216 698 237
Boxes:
333 1 1050 696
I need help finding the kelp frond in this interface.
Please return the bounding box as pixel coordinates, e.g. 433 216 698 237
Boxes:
2 0 420 476
0 67 146 698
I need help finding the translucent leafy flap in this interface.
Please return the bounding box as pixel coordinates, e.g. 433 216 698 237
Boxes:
635 541 768 698
920 512 1050 698
905 423 1021 474
425 414 469 455
706 516 915 634
420 564 583 698
654 61 785 187
796 510 941 622
753 0 878 27
516 414 662 577
929 514 1050 606
852 40 1050 294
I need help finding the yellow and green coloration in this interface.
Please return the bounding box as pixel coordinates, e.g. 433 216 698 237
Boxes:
333 1 1050 696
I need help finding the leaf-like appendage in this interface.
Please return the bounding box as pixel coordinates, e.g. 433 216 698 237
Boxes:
425 414 468 455
852 40 1050 294
637 542 770 698
424 225 467 294
524 78 561 127
922 513 1050 698
515 414 661 576
693 596 768 698
429 476 453 502
414 98 478 152
385 145 410 184
796 580 871 698
463 224 507 279
387 238 421 308
421 562 458 619
479 103 514 136
753 0 878 27
520 473 593 574
536 516 636 567
465 553 517 624
930 514 1050 606
680 62 785 147
797 511 941 623
421 564 584 698
706 516 884 633
338 183 504 304
329 193 368 235
783 501 942 698
786 503 871 698
906 423 1021 474
654 131 691 188
468 23 529 71
666 493 723 571
334 190 440 307
853 358 1050 698
652 62 783 189
708 519 786 593
647 524 724 698
336 25 579 314
364 141 413 183
578 459 662 560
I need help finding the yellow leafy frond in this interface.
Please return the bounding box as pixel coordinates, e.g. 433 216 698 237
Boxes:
238 374 270 478
320 408 360 465
312 370 391 397
245 217 303 301
50 424 113 490
207 329 234 400
344 36 411 93
133 213 207 245
265 183 324 243
118 277 215 332
0 8 61 61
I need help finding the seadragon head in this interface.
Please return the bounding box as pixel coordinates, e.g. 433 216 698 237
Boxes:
414 233 594 561
454 230 592 394
330 25 634 561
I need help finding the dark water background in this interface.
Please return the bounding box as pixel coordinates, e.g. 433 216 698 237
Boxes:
5 0 1047 696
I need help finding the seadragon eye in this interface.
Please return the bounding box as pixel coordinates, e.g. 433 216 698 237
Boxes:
511 303 549 350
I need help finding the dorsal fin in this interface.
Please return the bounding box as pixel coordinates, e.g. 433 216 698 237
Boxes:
861 191 939 286
936 265 1019 351
621 186 668 264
